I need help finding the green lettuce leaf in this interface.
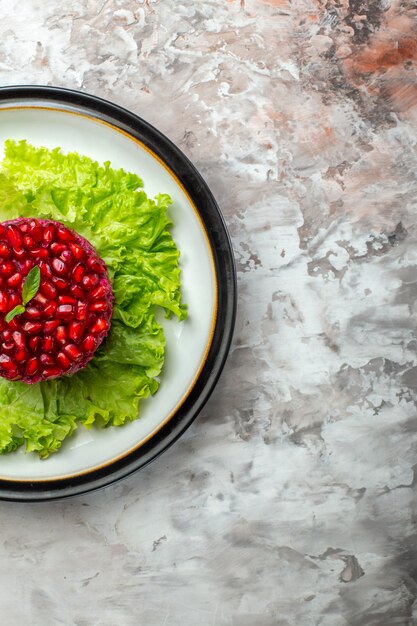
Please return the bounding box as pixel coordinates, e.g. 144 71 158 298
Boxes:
0 139 187 457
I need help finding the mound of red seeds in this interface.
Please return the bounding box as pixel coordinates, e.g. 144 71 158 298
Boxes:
0 218 113 383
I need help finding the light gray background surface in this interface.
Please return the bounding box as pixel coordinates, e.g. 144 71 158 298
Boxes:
1 1 417 624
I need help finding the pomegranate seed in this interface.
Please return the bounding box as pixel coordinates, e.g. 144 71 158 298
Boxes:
64 343 82 361
57 226 75 242
25 307 42 320
40 281 57 300
57 304 74 319
7 225 22 248
22 322 42 335
83 335 97 352
55 326 67 345
0 354 16 371
27 357 40 375
52 258 68 276
57 352 71 369
13 247 26 260
39 261 53 278
15 346 28 363
40 353 55 366
23 235 35 249
7 318 21 331
90 318 109 334
27 219 43 242
73 263 85 283
91 285 106 300
52 277 67 290
75 301 87 321
5 370 19 380
1 330 11 341
38 248 49 260
12 332 25 348
60 250 73 264
8 293 20 309
33 292 48 306
43 320 60 335
42 336 55 353
23 259 34 273
70 285 84 299
42 366 62 378
43 224 55 244
0 261 15 277
2 342 15 354
58 295 77 305
43 302 58 318
82 274 99 289
69 321 84 342
0 243 11 259
87 257 104 273
0 291 8 312
28 336 42 353
89 300 107 313
29 247 41 257
50 242 66 255
70 243 85 260
3 370 18 380
7 272 23 288
18 223 29 233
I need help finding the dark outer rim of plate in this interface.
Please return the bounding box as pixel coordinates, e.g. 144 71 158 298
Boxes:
0 85 237 502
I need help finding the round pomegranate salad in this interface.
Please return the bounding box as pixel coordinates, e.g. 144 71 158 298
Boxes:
0 218 113 383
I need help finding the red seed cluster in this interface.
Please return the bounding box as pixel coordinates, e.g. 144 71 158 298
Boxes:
0 218 113 383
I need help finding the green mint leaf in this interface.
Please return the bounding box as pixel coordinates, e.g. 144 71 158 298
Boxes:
5 305 25 324
22 265 41 305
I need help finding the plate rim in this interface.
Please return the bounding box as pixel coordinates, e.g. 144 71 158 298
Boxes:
0 85 237 501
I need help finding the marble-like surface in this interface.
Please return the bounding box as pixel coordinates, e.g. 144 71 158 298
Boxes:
0 0 416 624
